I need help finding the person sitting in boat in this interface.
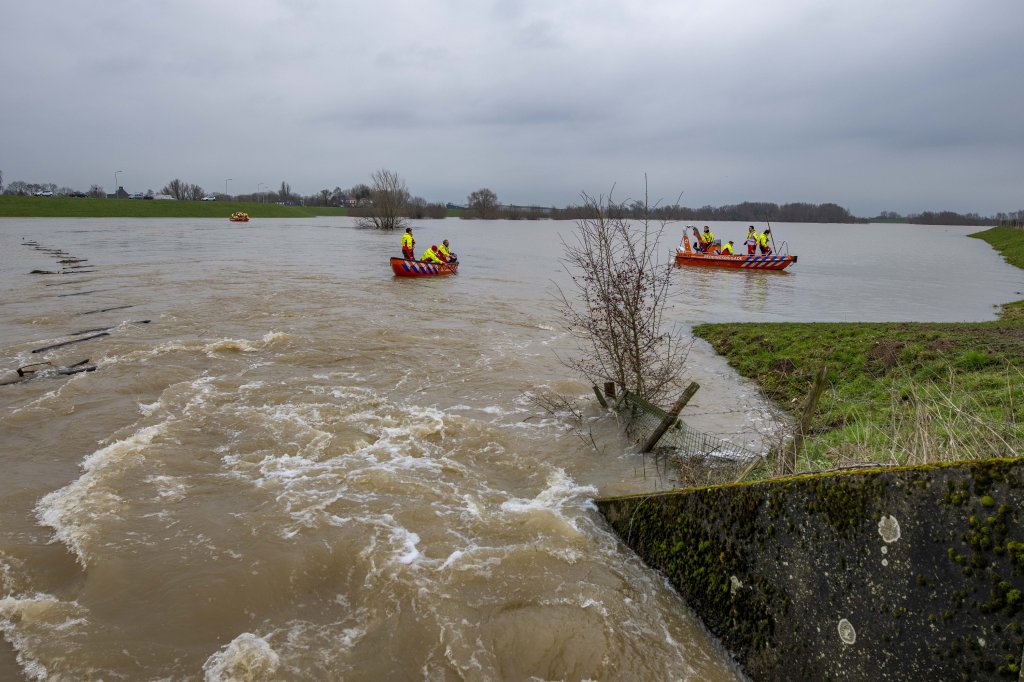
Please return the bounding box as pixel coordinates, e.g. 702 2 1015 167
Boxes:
700 226 715 252
421 245 445 264
438 239 457 263
402 227 415 260
721 240 735 255
757 228 773 255
744 226 758 255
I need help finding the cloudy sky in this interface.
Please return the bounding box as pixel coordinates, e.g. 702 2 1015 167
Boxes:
3 0 1022 215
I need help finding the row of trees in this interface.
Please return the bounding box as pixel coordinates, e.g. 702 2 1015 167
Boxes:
550 200 861 224
874 209 1023 226
2 169 1019 226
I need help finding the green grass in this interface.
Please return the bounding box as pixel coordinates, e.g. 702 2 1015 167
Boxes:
693 302 1024 474
969 226 1024 269
0 196 349 218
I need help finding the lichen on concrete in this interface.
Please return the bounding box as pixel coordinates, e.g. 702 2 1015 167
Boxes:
596 458 1024 680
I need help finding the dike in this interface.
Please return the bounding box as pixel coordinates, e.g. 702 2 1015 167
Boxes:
596 458 1023 680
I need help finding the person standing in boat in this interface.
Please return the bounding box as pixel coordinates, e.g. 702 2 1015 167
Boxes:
744 226 758 255
700 226 715 252
421 244 444 264
721 240 735 255
438 239 457 263
402 227 415 260
757 227 773 255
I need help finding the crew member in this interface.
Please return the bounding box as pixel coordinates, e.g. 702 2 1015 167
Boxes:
421 244 444 263
744 226 757 255
700 226 715 252
401 227 415 260
721 240 735 255
757 228 773 255
438 239 456 263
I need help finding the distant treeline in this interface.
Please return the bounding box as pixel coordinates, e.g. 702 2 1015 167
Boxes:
874 210 1022 226
550 202 1022 226
550 201 862 223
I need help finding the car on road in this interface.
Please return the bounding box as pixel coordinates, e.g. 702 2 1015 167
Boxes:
69 191 87 197
201 195 217 201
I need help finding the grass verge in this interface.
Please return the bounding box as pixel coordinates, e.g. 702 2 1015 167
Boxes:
0 196 349 218
694 226 1024 478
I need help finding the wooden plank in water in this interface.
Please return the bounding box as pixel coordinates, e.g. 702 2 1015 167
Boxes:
31 332 109 354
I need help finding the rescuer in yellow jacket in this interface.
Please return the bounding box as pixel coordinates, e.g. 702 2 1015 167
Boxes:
438 239 456 263
757 228 773 255
700 226 715 252
721 240 734 255
401 228 415 260
421 245 444 264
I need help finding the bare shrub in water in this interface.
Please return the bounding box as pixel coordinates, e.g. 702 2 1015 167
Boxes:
355 169 410 231
554 186 687 405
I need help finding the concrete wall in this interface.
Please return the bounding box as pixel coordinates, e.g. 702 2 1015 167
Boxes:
596 458 1023 680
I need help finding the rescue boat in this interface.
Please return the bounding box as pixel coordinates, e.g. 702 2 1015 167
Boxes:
390 256 458 277
675 227 797 271
229 212 250 222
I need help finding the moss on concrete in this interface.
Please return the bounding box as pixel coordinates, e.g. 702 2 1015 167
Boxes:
598 458 1024 680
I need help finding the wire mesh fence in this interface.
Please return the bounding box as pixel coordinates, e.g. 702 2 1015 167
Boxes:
614 389 764 486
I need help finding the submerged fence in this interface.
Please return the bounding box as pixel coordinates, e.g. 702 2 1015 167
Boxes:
606 387 761 462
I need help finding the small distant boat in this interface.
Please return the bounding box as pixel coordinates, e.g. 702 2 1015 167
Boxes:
229 212 250 222
390 256 458 277
675 227 797 271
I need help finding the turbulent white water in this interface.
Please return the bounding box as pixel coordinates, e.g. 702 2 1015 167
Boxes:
0 217 1020 680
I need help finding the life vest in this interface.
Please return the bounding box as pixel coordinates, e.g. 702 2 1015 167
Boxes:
745 231 757 246
701 230 715 244
438 243 452 260
402 232 414 249
757 232 770 248
721 242 734 255
421 247 443 263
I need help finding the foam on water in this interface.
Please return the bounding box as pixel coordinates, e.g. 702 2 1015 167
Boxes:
35 422 169 566
0 593 88 681
202 632 280 682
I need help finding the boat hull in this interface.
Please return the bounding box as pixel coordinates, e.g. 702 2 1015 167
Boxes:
229 217 249 222
390 256 458 277
675 249 797 271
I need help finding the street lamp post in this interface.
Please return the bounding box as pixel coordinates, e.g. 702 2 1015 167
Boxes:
257 182 265 204
114 170 122 196
225 178 232 198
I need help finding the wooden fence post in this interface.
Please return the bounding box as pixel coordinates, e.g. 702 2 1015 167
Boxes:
593 385 609 408
642 382 700 453
787 365 828 474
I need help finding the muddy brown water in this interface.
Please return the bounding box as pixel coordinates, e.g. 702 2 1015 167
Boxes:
1 218 1020 680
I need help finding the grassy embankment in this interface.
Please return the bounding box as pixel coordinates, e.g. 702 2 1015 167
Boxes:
0 196 349 218
694 226 1024 477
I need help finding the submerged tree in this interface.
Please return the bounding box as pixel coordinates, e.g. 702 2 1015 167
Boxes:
357 169 410 230
466 188 499 218
554 185 687 404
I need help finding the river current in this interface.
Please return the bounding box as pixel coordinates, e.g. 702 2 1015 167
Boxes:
1 217 1021 680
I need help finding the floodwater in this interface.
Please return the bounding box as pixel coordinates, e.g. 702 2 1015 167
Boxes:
0 217 1020 681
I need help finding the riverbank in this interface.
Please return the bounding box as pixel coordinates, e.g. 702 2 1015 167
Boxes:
693 225 1024 477
0 196 348 218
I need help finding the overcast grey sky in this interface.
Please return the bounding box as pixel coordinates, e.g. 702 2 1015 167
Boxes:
3 0 1022 215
